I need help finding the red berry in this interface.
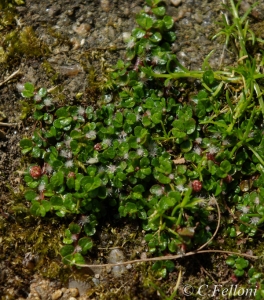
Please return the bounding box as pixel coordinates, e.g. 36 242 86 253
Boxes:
192 180 202 192
224 174 232 183
206 153 220 165
94 143 101 151
29 166 42 179
67 171 75 179
206 153 215 161
231 273 238 283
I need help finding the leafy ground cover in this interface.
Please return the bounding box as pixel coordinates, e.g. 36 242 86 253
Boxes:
2 0 264 298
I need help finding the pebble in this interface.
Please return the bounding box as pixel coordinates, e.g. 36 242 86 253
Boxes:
59 288 79 299
69 288 79 297
47 5 61 17
70 37 81 50
241 1 251 13
27 279 82 300
170 0 182 7
193 13 203 24
131 5 142 16
108 249 125 263
51 289 62 300
73 23 91 37
92 278 100 286
57 65 83 77
108 249 127 278
100 0 111 12
111 265 127 277
105 26 115 40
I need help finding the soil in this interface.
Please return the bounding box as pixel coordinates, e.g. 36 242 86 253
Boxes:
1 0 264 299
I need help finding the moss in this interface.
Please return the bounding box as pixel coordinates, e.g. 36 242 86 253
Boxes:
0 26 49 66
4 213 72 281
41 60 56 75
46 26 71 48
0 0 24 9
0 5 16 29
84 66 107 103
0 209 69 279
11 26 48 57
19 99 34 120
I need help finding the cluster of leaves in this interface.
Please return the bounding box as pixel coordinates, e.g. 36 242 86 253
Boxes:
20 81 214 265
226 255 249 277
109 0 264 246
19 0 264 285
226 255 264 300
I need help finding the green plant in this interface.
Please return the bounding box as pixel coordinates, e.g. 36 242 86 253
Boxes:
19 0 264 283
20 77 212 265
248 267 262 285
149 269 182 299
226 255 249 277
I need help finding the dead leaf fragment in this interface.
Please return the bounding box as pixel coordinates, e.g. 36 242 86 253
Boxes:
173 157 186 164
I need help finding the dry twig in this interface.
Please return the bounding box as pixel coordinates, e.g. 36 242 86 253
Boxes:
0 69 21 87
0 122 18 127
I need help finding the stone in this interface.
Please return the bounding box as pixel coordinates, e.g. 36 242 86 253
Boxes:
170 0 182 7
51 290 62 300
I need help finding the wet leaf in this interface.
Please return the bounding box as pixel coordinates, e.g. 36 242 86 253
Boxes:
136 13 153 30
152 6 166 16
235 258 249 270
24 190 38 201
163 15 174 30
55 107 69 118
38 87 47 98
50 171 64 188
60 245 74 257
149 32 162 43
226 257 236 266
159 196 176 210
132 28 146 38
78 237 93 254
69 223 81 234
